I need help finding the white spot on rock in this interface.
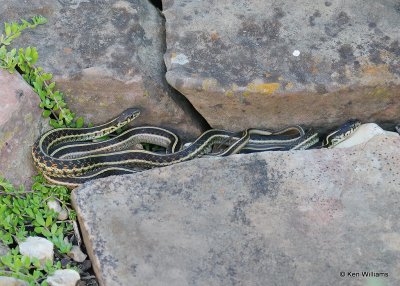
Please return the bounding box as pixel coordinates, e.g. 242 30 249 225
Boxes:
46 269 80 286
292 50 300 57
171 53 189 65
19 236 54 266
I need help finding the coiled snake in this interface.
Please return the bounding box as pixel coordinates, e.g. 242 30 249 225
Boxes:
32 108 359 188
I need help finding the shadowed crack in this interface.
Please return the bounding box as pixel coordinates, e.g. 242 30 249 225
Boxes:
148 0 162 10
155 4 212 135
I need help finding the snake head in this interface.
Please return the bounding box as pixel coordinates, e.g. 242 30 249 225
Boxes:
118 108 141 125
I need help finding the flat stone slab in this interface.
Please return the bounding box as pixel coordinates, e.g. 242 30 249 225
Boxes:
1 0 204 138
72 135 400 286
0 70 48 188
163 0 400 131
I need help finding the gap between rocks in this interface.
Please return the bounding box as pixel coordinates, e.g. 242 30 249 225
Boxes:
152 0 212 134
148 0 163 10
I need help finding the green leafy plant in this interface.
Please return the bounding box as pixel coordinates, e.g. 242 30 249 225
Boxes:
0 16 86 284
0 247 63 285
0 175 74 251
0 16 84 128
0 176 76 284
0 16 47 47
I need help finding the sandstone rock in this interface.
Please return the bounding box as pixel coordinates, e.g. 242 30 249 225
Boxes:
72 135 400 285
0 0 206 139
19 236 54 265
67 245 87 263
0 70 48 189
334 123 399 148
0 277 28 286
163 0 400 132
46 269 80 286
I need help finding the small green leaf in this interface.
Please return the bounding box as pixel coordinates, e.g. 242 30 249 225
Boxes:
41 73 52 81
25 46 31 58
33 270 42 279
12 206 20 215
21 255 31 268
47 82 55 90
45 259 52 270
76 117 84 128
49 119 59 128
50 223 57 234
11 22 19 33
1 255 12 266
14 257 22 270
31 47 38 64
35 213 45 226
5 23 11 36
42 110 51 118
32 15 48 25
55 226 63 236
41 228 51 237
45 216 52 227
25 208 35 218
32 257 41 269
1 38 11 45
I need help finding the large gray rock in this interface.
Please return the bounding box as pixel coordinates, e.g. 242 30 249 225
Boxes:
72 135 400 286
0 70 48 188
163 0 400 131
1 0 205 138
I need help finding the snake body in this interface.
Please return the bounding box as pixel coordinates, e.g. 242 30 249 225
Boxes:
49 126 181 159
32 108 358 188
322 119 361 148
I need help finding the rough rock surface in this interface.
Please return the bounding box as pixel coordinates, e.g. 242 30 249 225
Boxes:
0 70 48 188
0 277 28 286
0 0 205 139
163 0 400 131
72 135 400 286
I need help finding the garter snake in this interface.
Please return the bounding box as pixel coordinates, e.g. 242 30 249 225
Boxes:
32 108 346 188
49 126 182 159
322 119 361 148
